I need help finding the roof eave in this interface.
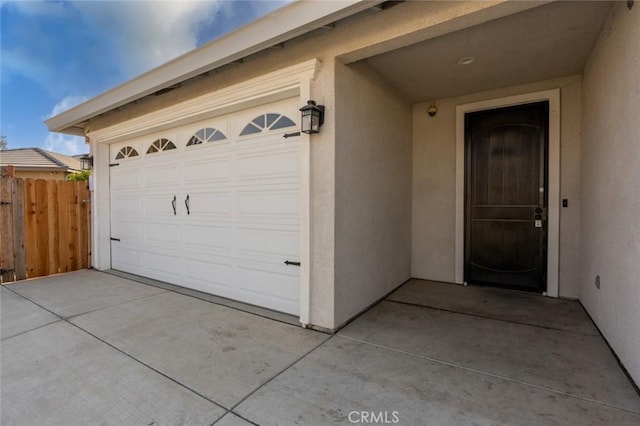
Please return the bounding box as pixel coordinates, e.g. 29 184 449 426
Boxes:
1 166 69 172
45 0 385 135
63 126 87 136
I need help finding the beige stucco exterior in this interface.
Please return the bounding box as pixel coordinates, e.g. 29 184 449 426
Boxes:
579 1 640 384
52 1 639 385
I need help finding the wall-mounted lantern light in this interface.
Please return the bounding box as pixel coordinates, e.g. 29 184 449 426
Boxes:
300 100 325 134
79 154 93 171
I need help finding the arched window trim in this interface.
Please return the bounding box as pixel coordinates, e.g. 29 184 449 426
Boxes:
239 113 296 136
147 138 176 154
186 127 227 146
115 146 139 160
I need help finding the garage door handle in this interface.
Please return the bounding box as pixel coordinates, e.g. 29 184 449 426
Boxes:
284 260 300 266
185 194 190 215
171 195 177 215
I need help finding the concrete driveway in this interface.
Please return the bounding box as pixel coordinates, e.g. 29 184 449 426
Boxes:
2 270 639 425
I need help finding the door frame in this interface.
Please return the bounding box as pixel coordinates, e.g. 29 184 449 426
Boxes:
455 89 560 297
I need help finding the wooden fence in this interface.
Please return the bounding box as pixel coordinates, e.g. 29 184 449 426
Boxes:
0 174 91 284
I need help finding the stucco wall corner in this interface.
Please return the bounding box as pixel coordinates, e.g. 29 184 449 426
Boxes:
333 60 413 328
579 1 640 385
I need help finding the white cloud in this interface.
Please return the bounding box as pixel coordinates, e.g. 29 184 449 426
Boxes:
43 132 87 156
2 0 228 94
2 1 290 97
73 0 227 77
48 95 89 118
42 96 90 155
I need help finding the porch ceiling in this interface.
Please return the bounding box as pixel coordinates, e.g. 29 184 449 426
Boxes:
364 1 612 102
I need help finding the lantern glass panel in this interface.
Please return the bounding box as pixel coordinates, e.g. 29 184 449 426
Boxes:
301 111 313 134
81 156 92 170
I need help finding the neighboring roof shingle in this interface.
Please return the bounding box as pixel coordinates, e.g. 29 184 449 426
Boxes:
0 148 82 171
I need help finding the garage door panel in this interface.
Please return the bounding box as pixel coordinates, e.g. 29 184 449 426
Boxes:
110 98 301 316
145 222 180 244
112 245 144 270
237 190 299 218
183 158 232 184
111 195 143 217
236 149 300 180
177 277 294 313
185 191 232 217
236 271 298 301
237 227 298 259
184 258 235 288
183 224 233 251
236 267 299 314
236 258 299 289
112 220 144 241
111 168 143 190
186 250 236 264
144 164 181 189
144 194 180 216
145 251 183 277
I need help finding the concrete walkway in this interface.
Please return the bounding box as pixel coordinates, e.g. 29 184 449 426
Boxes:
2 271 639 425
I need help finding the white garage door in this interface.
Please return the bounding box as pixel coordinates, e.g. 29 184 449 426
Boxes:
109 99 301 315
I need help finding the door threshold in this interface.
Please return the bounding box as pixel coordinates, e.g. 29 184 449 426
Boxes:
465 280 547 296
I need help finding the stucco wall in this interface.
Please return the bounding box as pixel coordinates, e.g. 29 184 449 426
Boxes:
580 2 640 384
334 61 412 327
412 75 583 298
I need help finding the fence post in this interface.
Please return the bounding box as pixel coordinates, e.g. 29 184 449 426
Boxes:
23 179 37 278
0 176 15 283
13 179 26 280
46 180 60 275
78 181 90 269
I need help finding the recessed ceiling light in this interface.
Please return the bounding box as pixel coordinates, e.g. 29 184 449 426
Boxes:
458 56 476 65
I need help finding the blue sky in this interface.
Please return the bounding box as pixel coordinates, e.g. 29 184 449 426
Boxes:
1 0 289 155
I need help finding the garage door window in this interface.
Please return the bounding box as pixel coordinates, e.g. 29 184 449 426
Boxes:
186 128 227 146
240 113 296 136
147 138 177 154
114 146 139 160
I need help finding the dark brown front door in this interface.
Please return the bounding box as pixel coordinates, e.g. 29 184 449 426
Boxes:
465 102 548 292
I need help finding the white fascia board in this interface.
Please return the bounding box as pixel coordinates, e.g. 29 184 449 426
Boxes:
46 0 384 134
